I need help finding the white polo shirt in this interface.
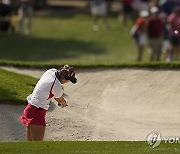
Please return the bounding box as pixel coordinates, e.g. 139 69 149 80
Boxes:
27 68 63 110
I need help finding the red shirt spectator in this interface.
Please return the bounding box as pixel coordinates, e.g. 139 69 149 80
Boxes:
123 0 133 6
135 17 148 32
148 16 163 39
168 12 180 37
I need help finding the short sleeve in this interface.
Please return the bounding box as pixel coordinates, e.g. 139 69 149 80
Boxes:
52 80 64 98
136 18 145 27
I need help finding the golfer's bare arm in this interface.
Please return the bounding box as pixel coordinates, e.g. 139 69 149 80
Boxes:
54 97 67 108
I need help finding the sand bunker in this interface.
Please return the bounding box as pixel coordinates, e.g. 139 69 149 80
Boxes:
0 67 180 141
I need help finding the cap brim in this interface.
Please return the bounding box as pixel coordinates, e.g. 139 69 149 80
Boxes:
69 76 77 84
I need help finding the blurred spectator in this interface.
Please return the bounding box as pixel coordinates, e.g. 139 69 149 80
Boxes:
0 0 11 18
159 12 171 61
90 0 110 31
132 0 149 13
148 0 158 8
167 7 180 61
1 0 10 5
147 6 163 61
161 0 176 15
130 10 149 61
175 0 180 6
0 0 14 33
18 0 34 35
106 0 114 13
120 0 134 28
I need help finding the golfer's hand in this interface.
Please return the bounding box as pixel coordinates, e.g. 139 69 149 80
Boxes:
55 97 68 108
58 99 68 108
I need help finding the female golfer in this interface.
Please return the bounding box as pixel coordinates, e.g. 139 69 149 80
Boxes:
19 65 77 141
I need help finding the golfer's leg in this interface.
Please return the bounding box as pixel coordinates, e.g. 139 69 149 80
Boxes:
30 124 46 141
26 126 32 141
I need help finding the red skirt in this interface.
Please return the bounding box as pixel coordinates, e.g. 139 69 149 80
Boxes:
19 103 47 127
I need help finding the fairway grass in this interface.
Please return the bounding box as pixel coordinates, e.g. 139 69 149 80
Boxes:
0 15 179 68
0 14 180 68
0 141 179 154
0 14 144 66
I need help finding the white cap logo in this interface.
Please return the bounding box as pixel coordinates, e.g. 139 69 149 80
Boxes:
147 132 161 148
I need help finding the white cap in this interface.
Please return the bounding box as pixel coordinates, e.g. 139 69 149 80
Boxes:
139 10 149 17
150 6 159 14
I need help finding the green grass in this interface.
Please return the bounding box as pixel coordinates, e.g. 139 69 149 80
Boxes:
1 59 180 69
0 68 37 105
0 14 179 68
0 14 146 66
0 141 179 154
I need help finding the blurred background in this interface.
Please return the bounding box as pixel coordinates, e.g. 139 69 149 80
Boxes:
0 0 179 66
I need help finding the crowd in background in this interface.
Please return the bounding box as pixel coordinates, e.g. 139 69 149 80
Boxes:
0 0 179 62
90 0 180 62
129 0 180 62
0 0 33 35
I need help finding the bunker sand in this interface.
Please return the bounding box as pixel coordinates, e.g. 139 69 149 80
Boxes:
0 67 180 141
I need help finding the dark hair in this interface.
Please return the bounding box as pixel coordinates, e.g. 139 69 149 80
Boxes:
55 65 77 84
